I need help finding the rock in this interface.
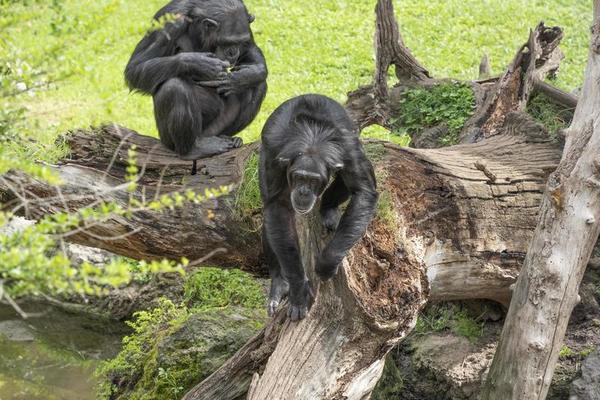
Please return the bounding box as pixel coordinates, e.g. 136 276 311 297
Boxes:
0 320 35 342
0 216 34 234
98 302 266 400
1 216 113 267
65 243 113 266
374 296 600 400
410 124 449 149
570 348 600 400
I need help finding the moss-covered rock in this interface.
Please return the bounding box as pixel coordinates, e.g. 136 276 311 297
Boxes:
97 300 266 400
96 268 267 400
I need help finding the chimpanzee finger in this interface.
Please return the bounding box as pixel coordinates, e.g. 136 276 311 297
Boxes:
196 80 226 87
216 85 234 95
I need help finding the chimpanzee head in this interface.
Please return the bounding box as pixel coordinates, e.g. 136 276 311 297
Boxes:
275 123 346 215
188 0 255 65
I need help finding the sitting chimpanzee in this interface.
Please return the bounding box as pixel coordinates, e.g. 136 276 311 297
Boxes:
125 0 268 160
260 94 378 320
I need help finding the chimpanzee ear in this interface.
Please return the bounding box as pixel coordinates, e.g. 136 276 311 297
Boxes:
248 14 255 23
201 18 219 30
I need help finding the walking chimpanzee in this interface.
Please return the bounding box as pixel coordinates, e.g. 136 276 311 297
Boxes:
260 94 378 320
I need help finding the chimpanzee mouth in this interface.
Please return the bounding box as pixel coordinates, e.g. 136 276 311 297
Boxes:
291 197 315 215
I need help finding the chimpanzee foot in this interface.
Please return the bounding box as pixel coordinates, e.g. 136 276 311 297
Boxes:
287 280 315 321
267 276 289 317
180 136 239 160
320 207 341 232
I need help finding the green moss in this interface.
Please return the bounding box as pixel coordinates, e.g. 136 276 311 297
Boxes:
527 93 573 135
233 152 262 221
392 82 475 146
364 142 387 163
375 189 398 232
183 267 266 311
415 303 484 343
96 295 266 400
96 298 188 399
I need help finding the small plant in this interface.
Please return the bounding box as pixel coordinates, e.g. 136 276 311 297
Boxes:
233 152 262 222
392 82 475 146
559 345 574 358
376 189 398 232
415 303 484 343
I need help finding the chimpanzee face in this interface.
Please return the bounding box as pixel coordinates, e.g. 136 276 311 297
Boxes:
285 154 330 215
213 11 252 65
189 7 255 66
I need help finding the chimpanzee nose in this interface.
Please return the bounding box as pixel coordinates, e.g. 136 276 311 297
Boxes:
298 186 309 195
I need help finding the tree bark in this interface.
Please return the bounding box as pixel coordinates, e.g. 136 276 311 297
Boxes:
481 4 600 399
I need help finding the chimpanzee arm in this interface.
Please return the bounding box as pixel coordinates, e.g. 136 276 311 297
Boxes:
232 45 268 86
316 141 378 280
125 19 227 94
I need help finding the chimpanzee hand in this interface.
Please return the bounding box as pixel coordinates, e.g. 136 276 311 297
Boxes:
320 207 341 232
315 250 342 281
178 52 230 80
196 65 262 96
287 280 315 321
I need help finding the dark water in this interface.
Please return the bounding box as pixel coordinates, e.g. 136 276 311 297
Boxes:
0 303 126 400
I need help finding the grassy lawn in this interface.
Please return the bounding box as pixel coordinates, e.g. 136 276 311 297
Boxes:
0 0 593 160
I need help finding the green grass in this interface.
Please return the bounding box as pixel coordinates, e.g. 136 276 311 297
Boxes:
0 0 593 162
392 82 475 145
527 93 573 134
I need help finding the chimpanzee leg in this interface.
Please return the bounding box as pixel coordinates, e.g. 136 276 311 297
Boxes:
153 78 239 159
219 82 267 137
263 227 289 316
320 176 351 231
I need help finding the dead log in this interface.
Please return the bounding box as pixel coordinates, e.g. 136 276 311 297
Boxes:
482 4 600 399
0 113 563 305
0 124 264 272
460 23 564 143
533 79 578 110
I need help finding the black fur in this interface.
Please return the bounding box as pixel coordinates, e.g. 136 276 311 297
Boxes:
125 0 267 159
259 94 378 320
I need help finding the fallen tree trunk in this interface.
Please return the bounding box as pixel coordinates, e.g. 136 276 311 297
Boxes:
0 113 562 305
482 4 600 398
